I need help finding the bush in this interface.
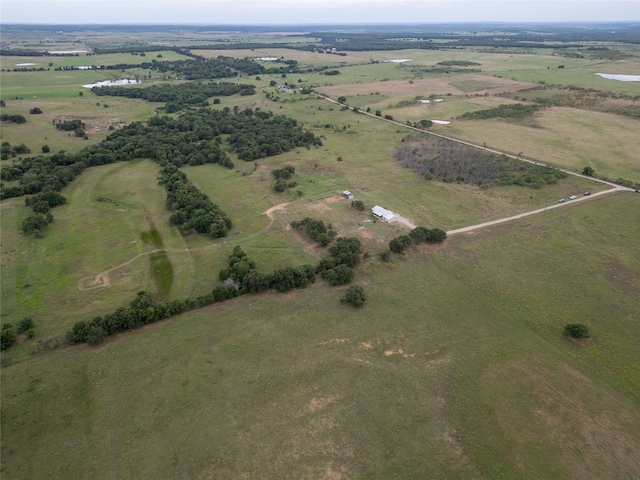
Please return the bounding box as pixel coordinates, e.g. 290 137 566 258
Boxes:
321 264 354 286
1 326 17 351
564 323 590 339
17 317 34 334
351 200 365 211
343 285 366 308
86 324 107 346
389 235 412 253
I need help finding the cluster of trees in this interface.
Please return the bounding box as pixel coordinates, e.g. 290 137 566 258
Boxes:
389 226 447 253
159 166 231 238
142 56 265 80
394 134 567 188
219 247 317 294
317 237 362 286
290 217 337 247
92 81 255 112
1 141 30 160
67 290 234 346
21 191 67 237
55 119 86 137
458 103 540 120
0 151 86 199
271 165 298 192
1 113 26 124
228 111 322 161
1 107 320 202
65 232 370 347
1 317 35 351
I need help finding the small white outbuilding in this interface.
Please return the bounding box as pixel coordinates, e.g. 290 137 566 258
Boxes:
372 205 397 223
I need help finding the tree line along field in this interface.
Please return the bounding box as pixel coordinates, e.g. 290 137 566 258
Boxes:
1 24 640 479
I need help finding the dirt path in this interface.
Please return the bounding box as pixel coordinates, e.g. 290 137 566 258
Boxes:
447 187 622 235
78 202 295 291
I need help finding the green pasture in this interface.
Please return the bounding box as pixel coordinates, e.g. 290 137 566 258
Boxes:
0 159 206 346
0 95 156 155
2 33 640 480
2 193 639 479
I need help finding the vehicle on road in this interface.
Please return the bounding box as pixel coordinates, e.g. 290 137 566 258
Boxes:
584 192 591 196
569 195 577 200
559 198 565 203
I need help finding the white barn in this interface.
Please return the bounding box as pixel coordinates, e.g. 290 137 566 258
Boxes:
372 205 397 223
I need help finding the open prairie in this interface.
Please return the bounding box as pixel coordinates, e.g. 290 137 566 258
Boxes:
1 24 639 480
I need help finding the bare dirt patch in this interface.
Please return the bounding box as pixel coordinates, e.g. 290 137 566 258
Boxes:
318 338 349 346
384 348 415 358
78 273 110 290
359 342 374 350
308 396 338 414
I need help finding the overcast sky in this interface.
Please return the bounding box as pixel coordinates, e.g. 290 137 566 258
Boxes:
1 0 639 25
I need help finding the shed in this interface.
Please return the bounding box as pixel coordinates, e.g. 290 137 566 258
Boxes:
372 205 397 223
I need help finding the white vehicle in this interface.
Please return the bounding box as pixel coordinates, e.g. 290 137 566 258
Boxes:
558 198 565 203
569 195 577 200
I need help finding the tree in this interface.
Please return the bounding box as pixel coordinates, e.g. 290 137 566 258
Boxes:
337 96 347 103
582 166 594 176
419 119 433 129
351 200 365 211
564 323 590 339
0 324 17 350
29 107 43 114
389 235 412 253
21 213 50 237
17 317 34 334
41 144 50 153
343 285 366 307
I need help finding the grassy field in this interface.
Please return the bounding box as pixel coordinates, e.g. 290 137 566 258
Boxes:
2 30 640 480
1 193 639 479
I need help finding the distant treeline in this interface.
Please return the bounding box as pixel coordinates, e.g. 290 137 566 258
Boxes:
394 134 567 189
458 103 540 120
92 81 255 112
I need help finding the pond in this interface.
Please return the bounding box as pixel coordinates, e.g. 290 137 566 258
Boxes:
82 79 143 88
595 73 640 82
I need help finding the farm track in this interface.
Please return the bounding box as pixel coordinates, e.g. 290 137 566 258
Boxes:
77 201 298 291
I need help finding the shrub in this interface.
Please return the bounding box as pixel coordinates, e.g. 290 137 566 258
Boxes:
17 317 34 334
564 323 590 339
351 200 365 211
321 264 354 286
343 285 366 307
0 325 17 351
86 324 107 346
389 235 412 253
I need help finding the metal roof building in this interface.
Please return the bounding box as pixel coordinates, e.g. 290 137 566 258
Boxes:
372 205 397 223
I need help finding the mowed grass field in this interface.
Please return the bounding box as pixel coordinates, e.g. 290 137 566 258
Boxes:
1 193 639 479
